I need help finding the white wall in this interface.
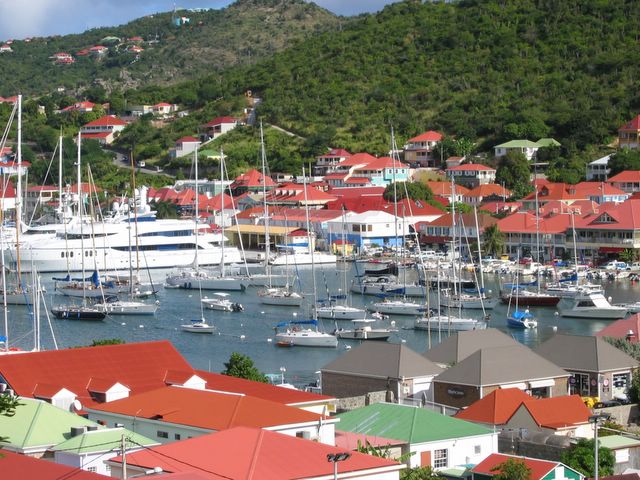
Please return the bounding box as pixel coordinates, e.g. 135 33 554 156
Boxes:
408 432 498 469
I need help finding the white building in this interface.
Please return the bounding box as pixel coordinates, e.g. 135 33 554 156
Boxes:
586 154 611 181
325 210 410 248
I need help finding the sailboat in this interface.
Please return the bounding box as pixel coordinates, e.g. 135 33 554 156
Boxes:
315 211 366 320
273 167 337 348
165 146 247 291
505 255 538 329
51 135 105 321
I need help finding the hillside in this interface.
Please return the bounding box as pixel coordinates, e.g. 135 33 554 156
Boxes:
137 0 640 156
0 0 343 96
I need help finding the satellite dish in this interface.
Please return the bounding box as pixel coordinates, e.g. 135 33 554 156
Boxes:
72 399 83 411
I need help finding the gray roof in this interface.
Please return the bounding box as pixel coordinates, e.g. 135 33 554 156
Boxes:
534 334 639 373
422 329 519 365
322 342 442 379
435 345 569 387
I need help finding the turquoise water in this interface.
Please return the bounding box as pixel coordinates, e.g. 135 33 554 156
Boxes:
5 264 640 386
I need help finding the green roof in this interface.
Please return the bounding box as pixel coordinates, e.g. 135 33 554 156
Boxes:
336 403 492 444
1 398 97 450
495 140 541 149
50 427 158 454
599 434 640 450
536 138 561 147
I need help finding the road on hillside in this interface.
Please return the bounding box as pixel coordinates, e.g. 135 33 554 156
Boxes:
107 150 175 179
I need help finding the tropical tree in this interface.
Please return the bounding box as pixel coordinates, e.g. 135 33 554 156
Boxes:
446 202 472 214
495 151 532 198
400 466 441 480
0 393 21 444
490 458 532 480
153 201 179 219
561 438 614 477
483 224 505 258
620 248 638 264
221 352 268 383
383 182 444 210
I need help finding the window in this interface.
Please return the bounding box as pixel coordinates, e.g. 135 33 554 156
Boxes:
174 433 181 440
157 430 169 439
433 449 448 468
474 445 481 455
88 467 97 473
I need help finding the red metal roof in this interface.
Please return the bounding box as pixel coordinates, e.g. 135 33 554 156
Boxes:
608 170 640 183
472 453 559 480
232 168 275 188
0 340 193 407
465 183 511 198
597 314 640 343
515 395 591 429
354 156 402 170
337 152 378 167
426 181 470 196
204 116 239 127
0 450 106 479
344 177 370 184
81 132 111 139
83 115 127 127
175 136 199 144
448 163 495 172
573 200 640 230
408 130 443 143
317 148 352 158
455 388 530 425
112 426 400 479
619 115 640 131
497 211 571 234
89 385 323 430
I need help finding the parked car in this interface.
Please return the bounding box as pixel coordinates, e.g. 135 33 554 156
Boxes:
603 261 628 270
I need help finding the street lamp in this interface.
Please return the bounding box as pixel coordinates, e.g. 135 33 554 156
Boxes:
589 412 611 480
327 452 351 480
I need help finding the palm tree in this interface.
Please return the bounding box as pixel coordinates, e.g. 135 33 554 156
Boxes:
483 224 505 258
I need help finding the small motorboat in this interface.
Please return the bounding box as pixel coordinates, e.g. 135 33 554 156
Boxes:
500 288 560 306
334 319 396 341
507 309 538 329
201 293 243 312
561 292 628 319
181 319 216 334
51 306 106 321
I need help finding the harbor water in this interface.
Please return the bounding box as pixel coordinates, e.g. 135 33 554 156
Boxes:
5 263 640 386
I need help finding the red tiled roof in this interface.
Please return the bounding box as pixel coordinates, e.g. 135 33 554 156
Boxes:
324 173 348 180
480 201 522 214
597 314 640 343
425 181 470 196
620 115 640 131
32 382 69 399
465 184 511 198
573 181 627 197
155 102 172 107
113 427 400 479
344 177 371 184
497 211 571 234
328 186 385 198
455 388 530 425
81 132 111 139
175 136 199 144
89 385 323 430
87 377 127 393
317 148 352 159
408 130 443 143
448 163 495 172
337 152 378 167
204 116 239 127
231 168 275 188
573 200 640 230
0 340 193 407
472 453 558 480
0 450 106 480
285 186 337 202
83 115 127 127
608 170 640 183
516 395 591 429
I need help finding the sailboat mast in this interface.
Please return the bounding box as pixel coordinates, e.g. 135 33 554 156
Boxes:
390 127 399 258
130 151 141 274
58 135 63 220
571 211 579 287
473 205 485 292
302 166 318 321
193 145 199 270
218 148 224 278
77 132 85 303
15 94 22 287
1 225 7 352
260 122 271 285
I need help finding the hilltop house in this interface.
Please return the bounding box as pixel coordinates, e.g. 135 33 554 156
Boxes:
403 130 443 167
313 148 352 176
447 163 497 188
587 154 612 181
320 342 442 403
608 170 640 194
168 136 201 159
80 115 126 144
463 184 512 206
337 403 498 470
230 168 275 195
534 334 639 402
618 115 640 149
199 116 240 141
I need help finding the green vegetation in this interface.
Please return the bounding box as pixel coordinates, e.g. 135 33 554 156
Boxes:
89 339 125 346
221 352 268 383
0 393 21 444
561 438 614 477
608 149 640 177
491 458 532 480
383 182 444 210
0 0 343 96
495 152 533 198
400 467 441 480
483 224 505 258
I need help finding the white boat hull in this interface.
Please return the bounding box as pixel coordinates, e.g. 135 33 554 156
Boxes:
270 252 337 265
370 301 428 316
260 291 304 306
561 308 627 319
334 328 393 340
165 272 247 291
181 323 215 333
315 305 367 320
275 330 338 347
95 301 157 316
415 315 487 331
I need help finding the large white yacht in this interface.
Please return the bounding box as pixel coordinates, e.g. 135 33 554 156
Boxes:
16 220 242 272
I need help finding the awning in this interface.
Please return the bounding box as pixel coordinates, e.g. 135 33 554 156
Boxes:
599 247 625 253
499 382 527 390
529 379 556 388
